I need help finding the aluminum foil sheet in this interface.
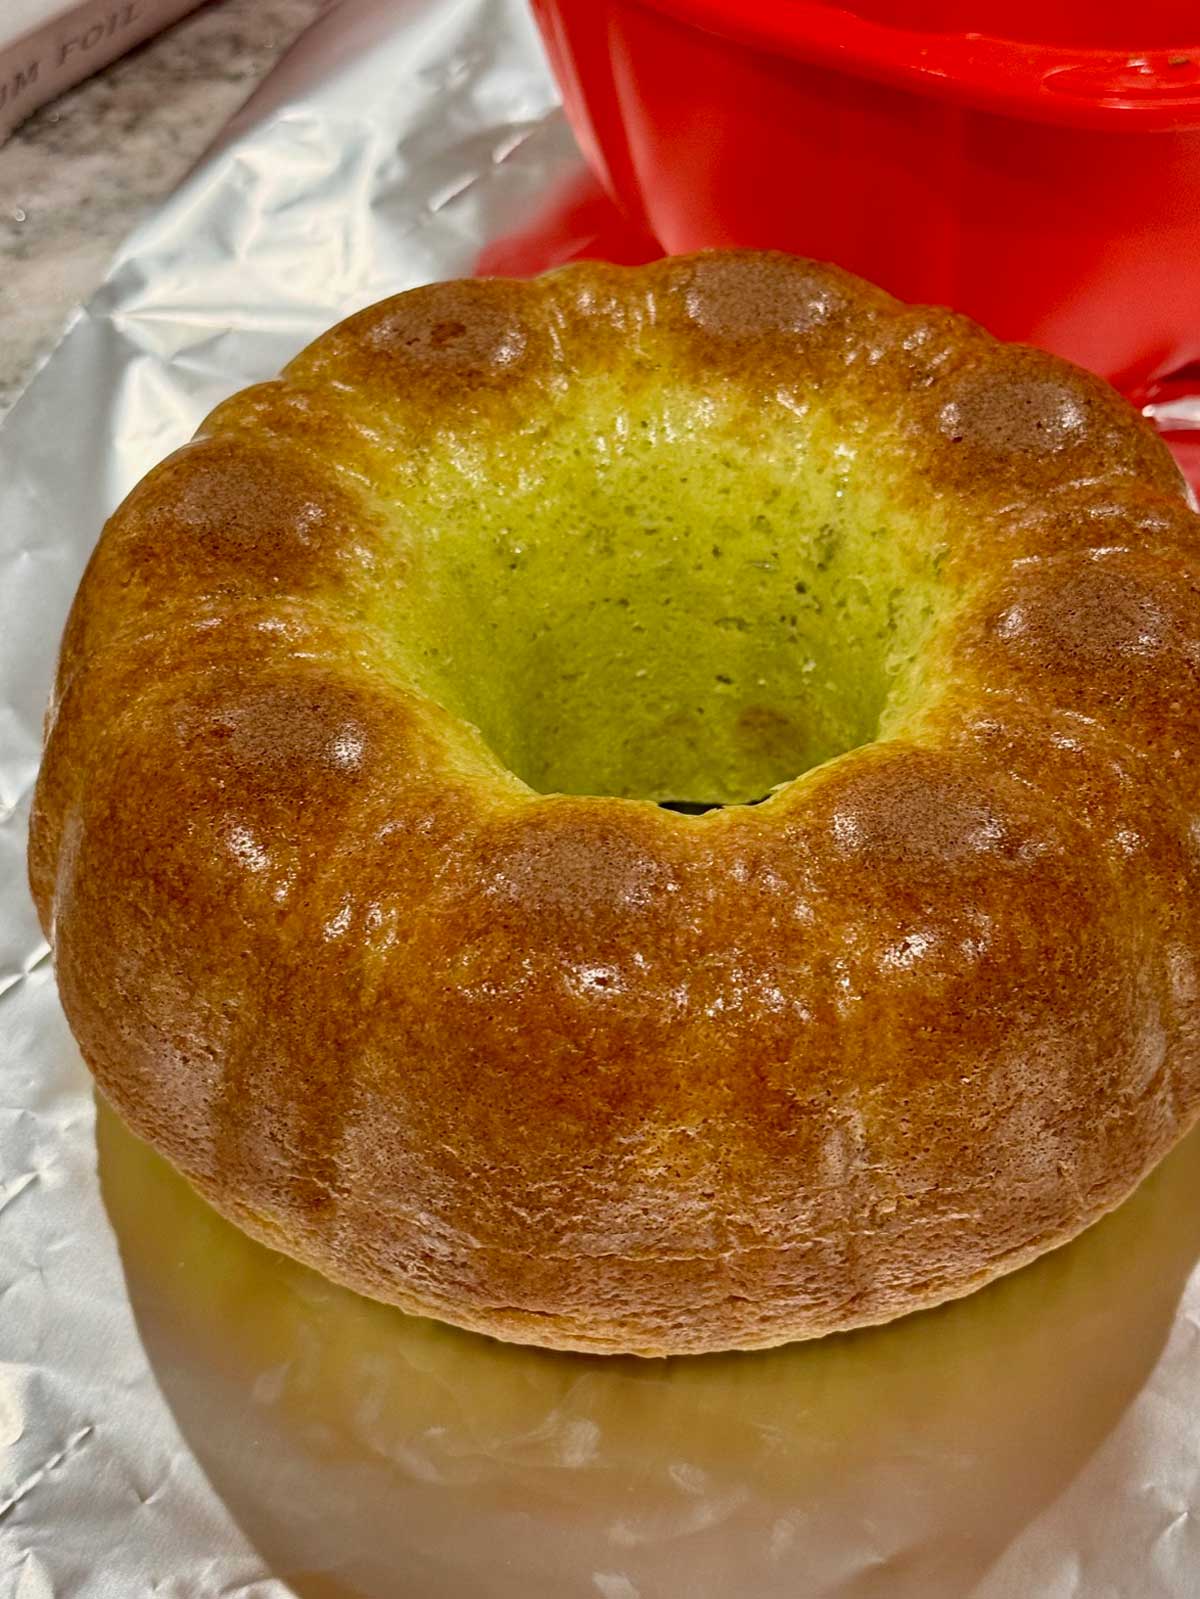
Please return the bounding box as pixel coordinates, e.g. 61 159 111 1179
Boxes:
4 1 1200 1592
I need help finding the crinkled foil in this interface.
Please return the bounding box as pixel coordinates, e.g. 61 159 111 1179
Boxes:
4 1 1200 1593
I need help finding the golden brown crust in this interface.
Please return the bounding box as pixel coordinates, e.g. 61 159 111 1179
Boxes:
30 252 1200 1355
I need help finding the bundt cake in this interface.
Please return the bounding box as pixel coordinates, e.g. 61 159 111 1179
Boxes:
29 252 1200 1355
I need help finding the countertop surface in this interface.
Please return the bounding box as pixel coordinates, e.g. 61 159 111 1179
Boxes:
0 0 326 422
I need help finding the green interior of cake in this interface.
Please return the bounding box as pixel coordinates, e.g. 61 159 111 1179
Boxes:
363 375 950 807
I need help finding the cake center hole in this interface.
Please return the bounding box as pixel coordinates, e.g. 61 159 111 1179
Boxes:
380 387 946 806
658 796 767 816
